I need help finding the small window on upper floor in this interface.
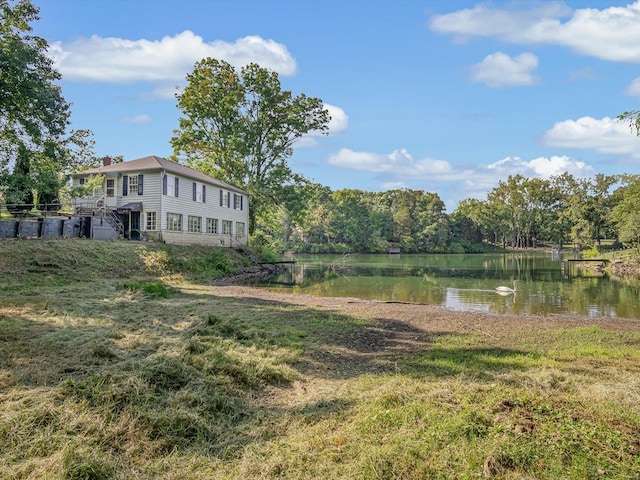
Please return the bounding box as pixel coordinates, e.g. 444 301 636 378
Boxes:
164 175 179 197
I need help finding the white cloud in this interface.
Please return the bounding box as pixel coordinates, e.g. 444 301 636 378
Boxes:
487 155 595 178
325 147 600 209
470 52 540 87
429 2 572 42
624 77 640 96
325 104 349 135
543 116 640 157
327 148 460 177
49 31 297 83
118 114 152 124
295 104 349 148
430 1 640 63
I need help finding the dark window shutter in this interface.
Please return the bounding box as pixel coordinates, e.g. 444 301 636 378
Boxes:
122 175 128 196
220 189 223 206
233 194 237 209
202 185 206 203
138 174 143 195
240 195 243 210
162 175 167 195
227 192 231 208
192 182 196 201
175 177 179 197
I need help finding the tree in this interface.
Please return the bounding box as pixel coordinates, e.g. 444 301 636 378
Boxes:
1 0 69 172
488 175 530 248
288 183 335 247
1 0 95 208
171 58 331 235
561 174 618 248
327 189 373 251
452 198 490 244
611 176 640 248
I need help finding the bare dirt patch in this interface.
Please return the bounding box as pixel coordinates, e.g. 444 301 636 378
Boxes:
210 285 639 375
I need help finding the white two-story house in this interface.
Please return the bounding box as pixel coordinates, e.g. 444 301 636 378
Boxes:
72 156 249 247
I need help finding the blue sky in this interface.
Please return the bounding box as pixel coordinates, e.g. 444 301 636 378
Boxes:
33 0 640 210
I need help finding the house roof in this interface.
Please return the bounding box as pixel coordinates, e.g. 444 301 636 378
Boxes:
80 156 247 195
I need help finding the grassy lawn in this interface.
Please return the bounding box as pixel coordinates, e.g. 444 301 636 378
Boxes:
1 239 640 479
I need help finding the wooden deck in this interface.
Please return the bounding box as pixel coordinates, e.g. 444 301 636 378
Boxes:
561 258 609 277
258 260 297 265
564 258 609 263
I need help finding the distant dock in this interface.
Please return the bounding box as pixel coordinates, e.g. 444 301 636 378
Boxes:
258 260 297 265
561 258 609 276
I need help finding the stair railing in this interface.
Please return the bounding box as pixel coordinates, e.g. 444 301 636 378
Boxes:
106 210 125 236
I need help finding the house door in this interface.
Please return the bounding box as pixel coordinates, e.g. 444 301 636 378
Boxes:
130 211 140 239
118 211 140 239
118 210 140 240
105 178 117 208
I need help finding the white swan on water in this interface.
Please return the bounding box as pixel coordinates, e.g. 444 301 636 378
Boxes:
496 280 517 294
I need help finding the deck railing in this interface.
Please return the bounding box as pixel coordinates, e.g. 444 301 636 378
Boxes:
72 195 105 215
0 202 72 218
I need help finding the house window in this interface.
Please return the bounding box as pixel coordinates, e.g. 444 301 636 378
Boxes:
188 215 201 233
106 179 115 197
221 190 229 207
235 222 245 237
222 220 232 235
123 174 143 196
79 178 86 185
128 175 138 195
193 182 205 202
234 194 242 210
166 213 182 231
146 211 157 231
164 175 179 197
206 218 218 234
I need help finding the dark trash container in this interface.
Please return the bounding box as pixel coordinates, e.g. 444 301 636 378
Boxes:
18 220 41 238
0 220 19 239
41 218 64 238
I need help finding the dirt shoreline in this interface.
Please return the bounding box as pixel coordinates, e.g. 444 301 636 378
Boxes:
211 285 640 335
207 284 640 389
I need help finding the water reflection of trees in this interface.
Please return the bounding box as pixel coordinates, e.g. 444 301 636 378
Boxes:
260 254 640 319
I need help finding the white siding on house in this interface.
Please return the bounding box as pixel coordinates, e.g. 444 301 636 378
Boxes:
159 174 247 233
71 156 249 247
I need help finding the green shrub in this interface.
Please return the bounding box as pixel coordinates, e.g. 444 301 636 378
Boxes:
448 242 466 254
122 281 173 298
169 248 236 278
582 245 601 259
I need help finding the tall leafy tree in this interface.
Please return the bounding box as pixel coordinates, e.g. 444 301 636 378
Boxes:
298 183 335 245
562 174 618 248
171 58 331 235
1 0 69 172
488 175 531 248
453 198 491 243
611 176 640 247
327 189 373 251
1 0 94 207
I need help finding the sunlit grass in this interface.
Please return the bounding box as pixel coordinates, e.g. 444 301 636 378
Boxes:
2 240 640 478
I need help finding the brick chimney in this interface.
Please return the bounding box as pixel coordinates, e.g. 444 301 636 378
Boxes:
102 156 112 166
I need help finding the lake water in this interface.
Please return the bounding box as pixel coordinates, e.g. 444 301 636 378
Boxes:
257 253 640 320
